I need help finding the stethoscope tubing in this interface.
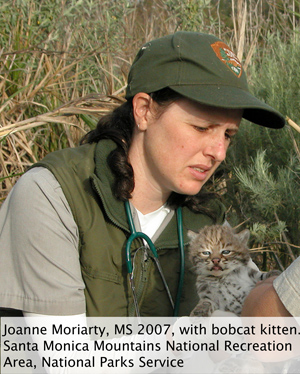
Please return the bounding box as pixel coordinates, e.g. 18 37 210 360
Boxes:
125 201 184 317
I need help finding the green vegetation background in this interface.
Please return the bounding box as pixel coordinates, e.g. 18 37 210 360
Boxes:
1 0 300 270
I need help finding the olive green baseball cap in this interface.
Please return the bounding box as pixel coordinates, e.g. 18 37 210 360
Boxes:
125 31 285 128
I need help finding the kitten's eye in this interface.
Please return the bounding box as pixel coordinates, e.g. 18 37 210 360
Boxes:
221 250 231 255
202 251 211 256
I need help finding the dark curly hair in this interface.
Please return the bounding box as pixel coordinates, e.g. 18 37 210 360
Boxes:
81 88 218 216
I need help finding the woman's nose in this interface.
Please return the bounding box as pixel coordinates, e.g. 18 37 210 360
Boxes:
203 137 228 162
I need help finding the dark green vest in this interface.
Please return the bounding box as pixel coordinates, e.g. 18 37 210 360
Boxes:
34 140 225 317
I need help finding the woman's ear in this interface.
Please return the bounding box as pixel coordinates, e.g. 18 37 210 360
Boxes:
132 93 152 131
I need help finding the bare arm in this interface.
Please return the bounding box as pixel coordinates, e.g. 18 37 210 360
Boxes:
241 277 292 317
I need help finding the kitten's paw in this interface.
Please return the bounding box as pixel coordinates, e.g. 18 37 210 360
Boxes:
190 301 213 317
190 307 207 317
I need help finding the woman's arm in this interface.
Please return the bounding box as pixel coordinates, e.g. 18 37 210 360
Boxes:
241 277 292 317
0 167 85 315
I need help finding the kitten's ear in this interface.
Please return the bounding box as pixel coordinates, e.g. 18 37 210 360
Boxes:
222 220 231 228
187 230 198 241
236 229 250 245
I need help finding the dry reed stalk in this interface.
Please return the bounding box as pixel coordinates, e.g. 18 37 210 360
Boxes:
231 0 254 65
286 118 300 164
286 116 300 133
0 94 125 138
0 94 125 202
236 0 247 62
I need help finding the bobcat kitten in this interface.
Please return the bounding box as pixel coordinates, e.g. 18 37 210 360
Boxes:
188 224 280 317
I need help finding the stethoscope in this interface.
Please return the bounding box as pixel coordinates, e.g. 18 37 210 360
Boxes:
125 200 185 317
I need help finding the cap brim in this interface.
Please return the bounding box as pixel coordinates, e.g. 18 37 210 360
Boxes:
169 85 285 129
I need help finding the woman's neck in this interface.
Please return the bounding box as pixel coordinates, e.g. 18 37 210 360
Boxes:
128 134 170 214
129 161 170 214
129 190 169 215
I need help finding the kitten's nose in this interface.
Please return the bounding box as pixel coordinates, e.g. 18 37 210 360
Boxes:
212 258 221 264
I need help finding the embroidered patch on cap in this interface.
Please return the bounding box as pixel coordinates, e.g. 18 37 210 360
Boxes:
211 41 242 78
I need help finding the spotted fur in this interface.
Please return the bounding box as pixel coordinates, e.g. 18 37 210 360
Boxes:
188 225 280 317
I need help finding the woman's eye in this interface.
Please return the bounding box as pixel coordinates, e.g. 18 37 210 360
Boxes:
226 130 238 142
225 132 233 141
193 126 207 132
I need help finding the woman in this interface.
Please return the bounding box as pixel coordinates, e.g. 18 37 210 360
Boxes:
0 31 285 318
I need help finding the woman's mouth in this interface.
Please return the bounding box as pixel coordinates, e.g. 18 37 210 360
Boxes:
189 165 211 181
192 167 206 173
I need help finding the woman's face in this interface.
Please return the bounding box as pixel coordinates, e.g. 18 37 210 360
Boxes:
133 96 242 199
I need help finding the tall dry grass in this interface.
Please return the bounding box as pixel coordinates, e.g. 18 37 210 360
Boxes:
0 0 178 200
0 0 298 190
1 0 300 269
2 0 300 269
